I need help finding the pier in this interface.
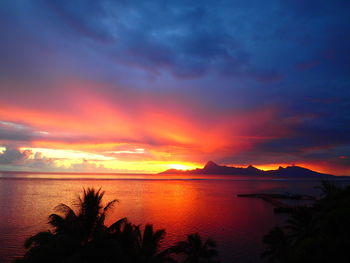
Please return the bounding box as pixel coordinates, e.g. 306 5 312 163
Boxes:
238 194 291 208
237 193 315 213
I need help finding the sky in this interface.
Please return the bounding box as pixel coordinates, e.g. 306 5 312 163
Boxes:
0 0 350 175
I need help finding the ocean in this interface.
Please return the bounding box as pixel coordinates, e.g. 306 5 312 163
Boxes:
1 173 349 263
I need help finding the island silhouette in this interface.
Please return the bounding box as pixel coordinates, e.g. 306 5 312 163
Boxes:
160 161 334 178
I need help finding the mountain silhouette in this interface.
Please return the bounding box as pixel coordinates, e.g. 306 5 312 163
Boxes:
160 161 333 178
203 160 220 170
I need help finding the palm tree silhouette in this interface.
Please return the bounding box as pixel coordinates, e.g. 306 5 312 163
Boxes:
15 188 220 263
285 207 317 243
52 188 117 243
262 182 350 262
261 227 288 263
107 221 174 263
171 233 219 263
134 224 174 263
315 180 340 197
16 188 119 263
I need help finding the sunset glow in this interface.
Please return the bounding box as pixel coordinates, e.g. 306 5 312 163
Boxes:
169 164 198 171
0 1 349 176
2 2 350 263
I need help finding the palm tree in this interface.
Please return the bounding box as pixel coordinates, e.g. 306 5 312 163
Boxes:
15 188 220 263
13 231 58 263
171 233 219 263
105 219 139 262
261 226 289 263
285 206 317 243
134 224 174 263
16 188 118 263
56 188 117 244
107 222 174 263
315 180 340 197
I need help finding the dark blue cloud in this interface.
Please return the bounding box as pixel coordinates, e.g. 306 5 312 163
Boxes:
2 0 349 88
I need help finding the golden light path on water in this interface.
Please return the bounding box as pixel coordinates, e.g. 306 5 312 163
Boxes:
2 173 348 262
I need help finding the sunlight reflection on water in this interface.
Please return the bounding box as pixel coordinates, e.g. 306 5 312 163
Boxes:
1 174 349 263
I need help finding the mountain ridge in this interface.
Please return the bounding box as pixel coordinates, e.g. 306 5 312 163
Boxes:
159 161 334 178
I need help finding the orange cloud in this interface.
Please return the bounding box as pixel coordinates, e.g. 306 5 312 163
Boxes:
0 81 293 172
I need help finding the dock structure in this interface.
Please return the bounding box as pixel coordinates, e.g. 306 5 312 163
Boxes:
237 193 292 209
260 195 291 208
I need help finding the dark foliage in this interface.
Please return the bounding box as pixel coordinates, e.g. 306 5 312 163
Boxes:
170 233 219 263
14 188 219 263
262 180 350 263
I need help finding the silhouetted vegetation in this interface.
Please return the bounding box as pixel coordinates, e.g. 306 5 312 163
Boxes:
14 188 219 263
171 233 219 263
262 180 350 263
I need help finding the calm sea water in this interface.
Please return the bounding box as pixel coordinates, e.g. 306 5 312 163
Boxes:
1 173 349 263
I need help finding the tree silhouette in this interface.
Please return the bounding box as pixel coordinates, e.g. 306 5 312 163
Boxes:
106 221 174 263
171 233 219 263
15 188 118 263
285 207 317 244
262 182 350 263
261 227 288 263
134 224 174 263
315 180 340 197
14 187 219 263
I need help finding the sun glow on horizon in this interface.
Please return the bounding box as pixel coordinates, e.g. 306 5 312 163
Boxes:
0 145 201 173
0 144 346 175
169 163 199 170
253 164 292 171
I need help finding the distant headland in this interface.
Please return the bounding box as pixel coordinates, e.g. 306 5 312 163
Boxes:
159 161 334 178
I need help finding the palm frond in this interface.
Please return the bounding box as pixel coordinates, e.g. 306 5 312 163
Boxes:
205 238 217 248
103 199 119 213
54 203 77 218
24 231 54 248
153 229 166 243
107 217 128 233
315 180 341 197
48 213 65 228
